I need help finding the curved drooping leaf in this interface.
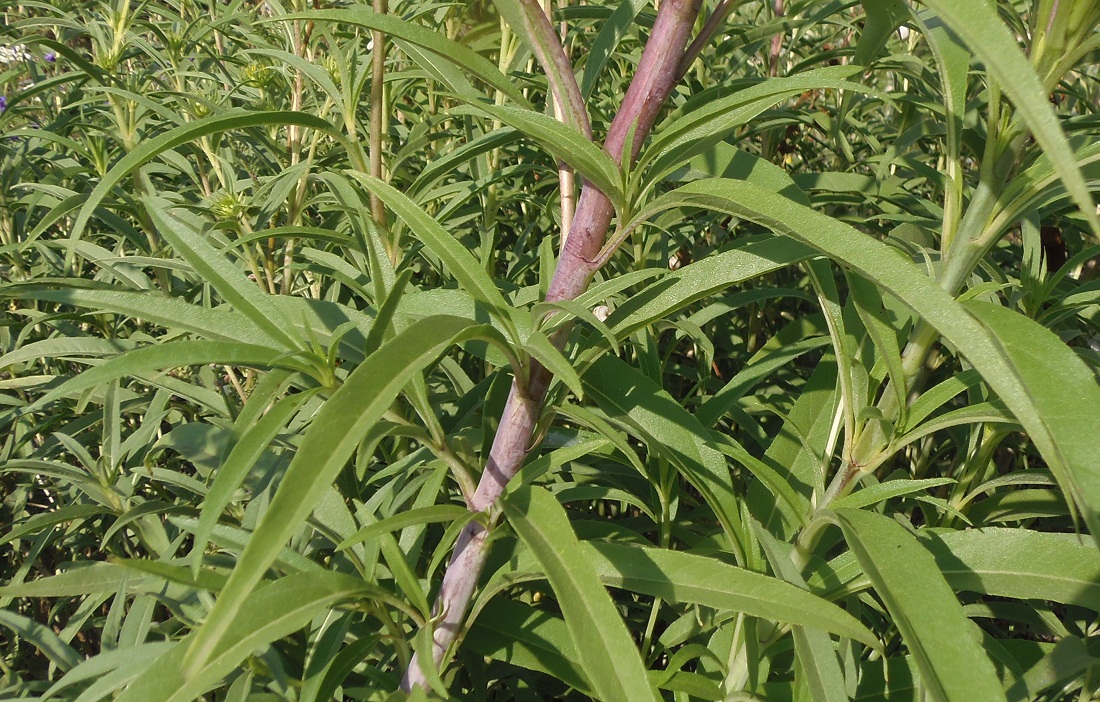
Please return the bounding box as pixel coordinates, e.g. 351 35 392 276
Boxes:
280 8 532 109
144 197 301 351
347 174 519 343
917 0 1100 236
502 486 661 702
183 316 507 676
67 110 353 259
587 541 878 648
639 178 1100 544
119 573 387 702
923 528 1100 612
831 508 1007 702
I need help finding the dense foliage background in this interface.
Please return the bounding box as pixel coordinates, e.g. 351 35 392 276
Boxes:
2 0 1100 699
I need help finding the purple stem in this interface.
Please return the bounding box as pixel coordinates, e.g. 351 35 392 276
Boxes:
402 0 703 690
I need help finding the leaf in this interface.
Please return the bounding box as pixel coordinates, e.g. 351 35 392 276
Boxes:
462 102 622 206
2 287 273 346
923 528 1100 612
502 486 661 702
963 300 1100 539
67 110 353 261
280 8 532 109
854 0 910 66
583 355 744 549
346 174 518 343
917 0 1100 236
119 573 384 702
601 235 815 344
144 197 301 351
831 508 1007 702
490 0 591 137
586 542 878 649
190 391 314 573
20 341 299 416
579 0 648 99
640 66 872 184
336 505 470 552
643 178 1100 545
0 504 112 547
524 330 585 399
0 610 82 672
466 597 594 695
831 478 955 511
754 524 849 702
182 316 503 676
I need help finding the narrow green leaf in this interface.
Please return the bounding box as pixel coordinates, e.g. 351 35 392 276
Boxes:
587 542 878 649
831 508 1007 702
347 174 518 343
2 287 273 346
21 341 299 416
964 300 1100 539
191 392 314 573
0 561 154 597
280 8 532 109
641 66 871 184
645 178 1100 545
0 504 112 546
183 316 498 676
337 505 470 552
144 197 301 351
67 110 352 259
579 0 648 99
467 598 594 696
524 330 584 399
490 0 591 137
502 486 661 702
120 573 383 702
917 0 1100 235
602 235 815 344
854 0 910 66
583 355 744 549
463 103 621 205
0 610 82 671
923 528 1100 612
831 478 955 511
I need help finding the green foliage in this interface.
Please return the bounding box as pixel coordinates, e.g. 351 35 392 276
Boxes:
2 0 1100 700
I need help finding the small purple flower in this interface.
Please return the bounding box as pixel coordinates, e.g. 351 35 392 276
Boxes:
0 96 7 113
44 51 56 63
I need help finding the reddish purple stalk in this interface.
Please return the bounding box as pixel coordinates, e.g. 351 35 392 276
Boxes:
402 0 702 690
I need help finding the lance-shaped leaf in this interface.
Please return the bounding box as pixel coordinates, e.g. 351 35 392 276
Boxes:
830 508 1007 702
347 174 520 343
502 486 661 702
456 102 622 206
490 0 590 137
639 178 1100 545
182 316 510 676
586 542 878 649
918 0 1100 236
280 8 532 109
144 197 301 352
67 110 353 262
